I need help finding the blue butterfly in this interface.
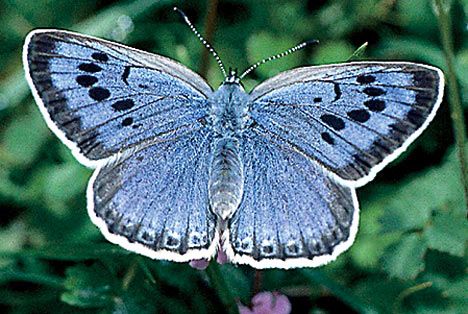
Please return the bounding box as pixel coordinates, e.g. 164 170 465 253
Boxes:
23 21 444 269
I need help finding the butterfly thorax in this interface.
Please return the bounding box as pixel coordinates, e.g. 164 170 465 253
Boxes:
207 82 248 220
209 82 248 136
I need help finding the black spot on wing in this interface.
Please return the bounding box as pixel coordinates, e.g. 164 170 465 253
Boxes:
321 132 335 145
122 66 131 85
89 87 111 101
320 114 345 131
364 99 385 112
347 109 370 122
112 99 135 111
76 75 98 87
333 83 342 101
363 87 386 96
91 52 109 62
78 63 102 73
314 97 322 103
356 74 376 84
121 117 133 127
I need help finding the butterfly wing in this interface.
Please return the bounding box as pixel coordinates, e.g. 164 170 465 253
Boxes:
249 62 444 186
223 130 358 269
88 128 217 261
24 30 217 260
24 29 212 167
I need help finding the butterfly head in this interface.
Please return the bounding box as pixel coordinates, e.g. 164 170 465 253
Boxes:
224 67 241 85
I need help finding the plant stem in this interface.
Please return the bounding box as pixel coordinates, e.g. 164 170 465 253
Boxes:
121 257 138 290
199 0 219 79
393 281 432 314
433 0 468 209
252 270 263 295
206 263 237 314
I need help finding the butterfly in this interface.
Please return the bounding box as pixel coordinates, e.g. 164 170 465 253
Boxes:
23 25 444 269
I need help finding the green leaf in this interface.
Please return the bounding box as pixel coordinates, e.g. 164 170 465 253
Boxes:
349 204 389 268
42 162 89 216
350 232 400 269
206 262 238 314
61 263 116 308
0 221 28 257
381 234 427 280
218 265 250 304
378 146 465 233
1 109 49 166
425 210 468 257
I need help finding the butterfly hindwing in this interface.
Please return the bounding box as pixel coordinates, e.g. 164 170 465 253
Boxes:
249 62 444 186
88 128 217 261
24 29 212 167
223 130 358 269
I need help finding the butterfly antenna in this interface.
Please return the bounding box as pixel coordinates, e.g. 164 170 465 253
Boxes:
239 39 319 80
174 7 227 78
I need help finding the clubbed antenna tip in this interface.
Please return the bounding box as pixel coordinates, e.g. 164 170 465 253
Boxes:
239 39 319 80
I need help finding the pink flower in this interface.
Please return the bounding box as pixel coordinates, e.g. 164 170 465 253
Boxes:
189 258 210 270
189 247 228 270
238 292 292 314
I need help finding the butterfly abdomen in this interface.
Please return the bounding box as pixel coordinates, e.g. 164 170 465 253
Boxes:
208 137 244 220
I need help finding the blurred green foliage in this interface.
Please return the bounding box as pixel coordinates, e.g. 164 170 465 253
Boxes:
0 0 467 313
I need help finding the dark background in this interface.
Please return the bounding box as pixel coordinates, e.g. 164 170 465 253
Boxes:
0 0 466 313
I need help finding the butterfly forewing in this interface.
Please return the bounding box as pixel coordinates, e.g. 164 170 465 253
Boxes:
88 128 217 261
249 62 444 187
224 130 358 269
24 29 212 166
